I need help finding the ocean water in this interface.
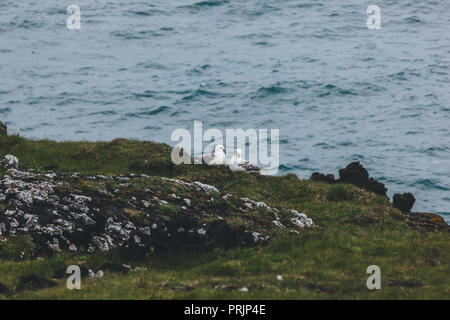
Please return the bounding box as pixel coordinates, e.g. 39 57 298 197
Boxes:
0 0 449 222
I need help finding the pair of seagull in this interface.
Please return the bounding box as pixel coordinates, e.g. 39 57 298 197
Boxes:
195 144 260 173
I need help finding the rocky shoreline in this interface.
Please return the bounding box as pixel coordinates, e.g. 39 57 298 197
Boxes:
311 162 448 233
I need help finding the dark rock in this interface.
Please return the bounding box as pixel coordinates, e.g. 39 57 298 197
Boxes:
99 262 131 274
17 274 57 291
0 282 10 295
365 178 388 197
206 220 237 248
338 162 369 187
0 122 6 136
206 221 254 248
393 193 416 212
402 212 449 233
337 162 387 197
310 172 335 184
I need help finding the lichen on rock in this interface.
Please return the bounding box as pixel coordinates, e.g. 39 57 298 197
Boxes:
0 155 19 169
0 156 315 257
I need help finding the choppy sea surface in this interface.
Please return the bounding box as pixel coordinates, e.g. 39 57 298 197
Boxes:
0 1 449 222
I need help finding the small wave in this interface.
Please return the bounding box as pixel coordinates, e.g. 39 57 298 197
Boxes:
27 96 49 105
348 154 365 162
236 33 272 40
16 19 45 30
179 0 229 11
136 62 169 71
133 90 153 98
131 90 170 100
388 71 408 81
406 130 423 135
170 110 189 117
422 146 449 157
143 126 163 131
251 85 290 99
186 64 211 75
354 82 387 95
240 4 281 17
412 179 450 191
302 56 319 63
278 164 293 172
404 16 424 24
313 28 339 39
291 3 324 9
253 41 275 47
125 9 166 17
317 84 357 97
313 142 335 150
111 29 164 40
46 8 67 15
74 130 89 134
87 110 117 117
126 106 170 117
181 89 220 101
338 141 354 147
400 113 422 119
425 147 448 152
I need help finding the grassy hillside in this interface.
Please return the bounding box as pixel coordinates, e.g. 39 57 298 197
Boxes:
0 134 449 299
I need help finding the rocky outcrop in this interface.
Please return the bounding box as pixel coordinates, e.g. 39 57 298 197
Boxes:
392 193 447 232
0 155 19 169
338 162 387 196
393 193 416 212
338 162 369 186
309 162 449 233
310 172 335 184
0 122 6 136
364 178 388 197
402 212 449 233
310 162 388 197
0 156 314 257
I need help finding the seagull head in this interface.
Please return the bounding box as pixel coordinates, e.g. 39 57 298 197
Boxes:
235 148 242 158
215 144 226 155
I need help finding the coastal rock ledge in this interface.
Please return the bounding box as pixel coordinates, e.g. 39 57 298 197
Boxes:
0 156 313 256
311 162 448 233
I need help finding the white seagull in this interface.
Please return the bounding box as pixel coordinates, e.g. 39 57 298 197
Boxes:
229 149 260 173
194 144 226 165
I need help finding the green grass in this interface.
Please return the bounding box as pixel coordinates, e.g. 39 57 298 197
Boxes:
0 134 449 299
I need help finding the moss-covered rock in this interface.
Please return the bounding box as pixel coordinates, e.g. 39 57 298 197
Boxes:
0 164 314 258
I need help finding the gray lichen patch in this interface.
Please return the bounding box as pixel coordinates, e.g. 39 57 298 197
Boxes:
0 155 314 257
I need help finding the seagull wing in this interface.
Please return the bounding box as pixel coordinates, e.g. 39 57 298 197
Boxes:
239 162 260 172
202 154 218 165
